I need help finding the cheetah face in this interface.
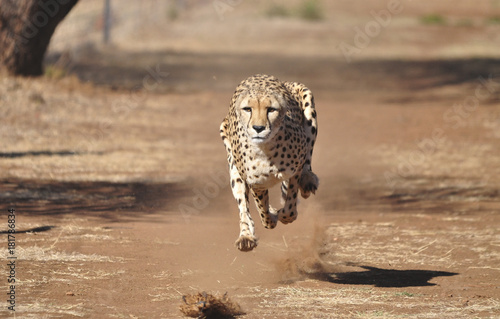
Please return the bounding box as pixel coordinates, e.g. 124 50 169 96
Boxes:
237 94 285 144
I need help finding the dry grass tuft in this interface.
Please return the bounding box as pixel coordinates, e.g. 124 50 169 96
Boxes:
179 291 245 318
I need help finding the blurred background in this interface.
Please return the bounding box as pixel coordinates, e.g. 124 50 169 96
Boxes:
47 0 500 92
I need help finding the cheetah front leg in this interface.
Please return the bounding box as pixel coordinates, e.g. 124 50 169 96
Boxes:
226 157 257 251
251 188 278 229
230 171 257 251
221 120 257 252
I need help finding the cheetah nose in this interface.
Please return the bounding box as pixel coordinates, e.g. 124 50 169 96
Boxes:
253 125 265 133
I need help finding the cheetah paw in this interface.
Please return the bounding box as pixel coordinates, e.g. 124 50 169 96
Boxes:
276 208 297 224
299 170 319 199
235 235 258 252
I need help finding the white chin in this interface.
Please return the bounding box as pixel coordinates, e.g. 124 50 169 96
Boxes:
251 137 266 144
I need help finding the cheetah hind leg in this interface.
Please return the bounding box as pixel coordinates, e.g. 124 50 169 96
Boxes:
298 169 319 199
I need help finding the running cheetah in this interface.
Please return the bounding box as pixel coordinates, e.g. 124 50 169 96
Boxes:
220 74 319 251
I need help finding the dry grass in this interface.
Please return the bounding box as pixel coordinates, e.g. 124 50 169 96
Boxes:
10 300 86 318
374 141 500 185
0 221 123 263
0 76 192 182
239 286 500 318
0 219 126 318
326 219 500 268
0 246 118 262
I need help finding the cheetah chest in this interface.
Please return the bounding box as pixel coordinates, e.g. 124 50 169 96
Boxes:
237 128 308 189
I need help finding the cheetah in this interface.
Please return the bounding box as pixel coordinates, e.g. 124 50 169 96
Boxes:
220 74 319 252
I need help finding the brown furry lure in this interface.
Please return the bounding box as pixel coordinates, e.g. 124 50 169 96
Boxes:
179 291 245 318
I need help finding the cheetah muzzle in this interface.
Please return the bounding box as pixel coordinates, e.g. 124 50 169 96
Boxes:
220 74 319 252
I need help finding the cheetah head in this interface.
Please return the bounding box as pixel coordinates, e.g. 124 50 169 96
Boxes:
236 93 286 144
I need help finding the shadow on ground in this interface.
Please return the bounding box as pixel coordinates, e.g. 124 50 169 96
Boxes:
0 151 86 158
0 225 55 234
314 265 458 288
0 178 190 222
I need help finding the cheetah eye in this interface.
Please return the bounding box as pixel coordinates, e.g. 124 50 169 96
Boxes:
242 107 252 113
267 107 278 113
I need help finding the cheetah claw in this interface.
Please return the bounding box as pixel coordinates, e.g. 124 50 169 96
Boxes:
235 235 258 252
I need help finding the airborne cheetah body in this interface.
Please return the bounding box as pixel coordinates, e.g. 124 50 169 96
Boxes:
220 74 319 251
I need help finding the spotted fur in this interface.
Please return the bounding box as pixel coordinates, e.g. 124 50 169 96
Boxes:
220 74 319 251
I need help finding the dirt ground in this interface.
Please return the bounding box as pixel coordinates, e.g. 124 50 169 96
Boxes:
1 1 500 318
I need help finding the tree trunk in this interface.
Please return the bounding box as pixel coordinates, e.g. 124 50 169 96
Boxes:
0 0 79 76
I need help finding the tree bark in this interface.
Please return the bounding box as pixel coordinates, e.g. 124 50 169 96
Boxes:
0 0 79 76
